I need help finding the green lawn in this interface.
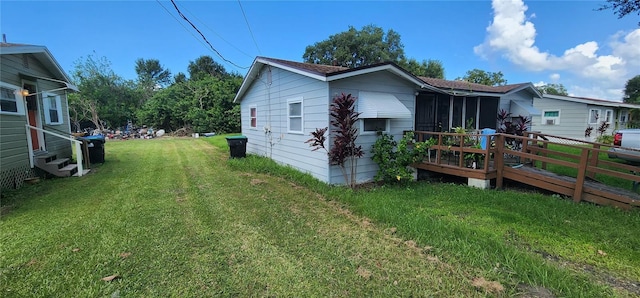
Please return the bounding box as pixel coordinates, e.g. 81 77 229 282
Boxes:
1 136 639 297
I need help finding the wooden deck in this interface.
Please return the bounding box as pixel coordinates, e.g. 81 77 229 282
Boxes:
412 131 640 210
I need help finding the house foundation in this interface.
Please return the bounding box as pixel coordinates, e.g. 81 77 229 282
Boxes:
468 178 491 189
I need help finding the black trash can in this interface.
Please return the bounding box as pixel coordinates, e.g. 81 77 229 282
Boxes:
83 135 106 164
225 136 247 158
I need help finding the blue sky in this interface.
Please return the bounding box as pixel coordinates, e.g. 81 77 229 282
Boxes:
1 0 638 101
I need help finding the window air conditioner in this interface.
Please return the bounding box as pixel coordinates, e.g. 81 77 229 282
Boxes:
546 119 555 125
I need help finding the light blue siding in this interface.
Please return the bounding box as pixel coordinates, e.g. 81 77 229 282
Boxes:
328 72 417 184
240 66 331 182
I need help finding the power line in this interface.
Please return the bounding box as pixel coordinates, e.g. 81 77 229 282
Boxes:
237 0 262 55
169 0 248 69
179 3 254 59
155 0 210 52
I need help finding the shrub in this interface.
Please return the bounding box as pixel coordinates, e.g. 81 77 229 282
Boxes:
371 131 434 183
306 93 363 188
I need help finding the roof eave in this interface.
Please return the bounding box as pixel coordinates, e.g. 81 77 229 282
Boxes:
1 44 74 86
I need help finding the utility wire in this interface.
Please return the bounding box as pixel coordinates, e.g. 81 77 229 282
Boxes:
180 3 254 59
237 0 262 55
169 0 248 69
156 0 210 51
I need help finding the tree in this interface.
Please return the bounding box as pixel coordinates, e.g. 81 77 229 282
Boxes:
135 58 171 105
399 58 445 78
135 58 171 88
536 83 568 96
623 75 640 104
456 69 507 86
174 72 187 84
70 54 138 131
188 55 228 80
303 25 405 68
597 0 640 25
137 70 242 133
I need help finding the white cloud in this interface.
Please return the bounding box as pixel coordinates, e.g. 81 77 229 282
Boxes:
474 0 639 100
533 81 546 87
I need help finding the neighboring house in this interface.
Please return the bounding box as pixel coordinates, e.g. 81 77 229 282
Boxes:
532 94 640 141
0 42 79 190
234 57 543 185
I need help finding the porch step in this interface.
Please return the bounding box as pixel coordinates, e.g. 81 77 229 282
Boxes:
34 154 78 177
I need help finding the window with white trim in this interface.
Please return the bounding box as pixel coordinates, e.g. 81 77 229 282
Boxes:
249 106 257 128
362 119 389 133
588 109 600 125
287 98 303 133
620 111 629 124
0 82 25 115
542 110 560 125
604 109 613 124
43 93 63 125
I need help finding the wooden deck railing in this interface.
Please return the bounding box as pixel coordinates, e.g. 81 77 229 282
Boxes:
412 131 640 209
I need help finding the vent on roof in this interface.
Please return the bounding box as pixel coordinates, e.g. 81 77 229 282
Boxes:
546 119 555 125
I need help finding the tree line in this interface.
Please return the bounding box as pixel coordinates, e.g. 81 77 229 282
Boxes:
68 54 242 134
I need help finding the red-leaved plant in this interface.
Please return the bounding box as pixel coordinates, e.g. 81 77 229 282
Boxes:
306 93 364 187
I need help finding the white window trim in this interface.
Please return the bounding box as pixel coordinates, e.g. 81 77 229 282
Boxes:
619 111 629 123
588 109 600 125
249 105 257 129
361 118 390 134
287 97 303 134
43 92 63 125
541 109 561 125
0 81 25 116
604 109 613 124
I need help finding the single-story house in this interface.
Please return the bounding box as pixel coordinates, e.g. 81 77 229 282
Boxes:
532 94 640 142
0 42 79 190
234 57 543 185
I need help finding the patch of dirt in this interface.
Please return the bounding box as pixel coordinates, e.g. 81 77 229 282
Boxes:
471 277 505 294
515 284 555 298
356 266 372 279
250 179 266 186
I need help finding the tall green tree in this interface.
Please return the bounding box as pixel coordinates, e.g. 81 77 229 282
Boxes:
456 69 507 86
174 72 187 84
135 58 171 105
188 56 228 80
536 83 568 96
597 0 640 25
399 58 445 78
623 75 640 104
303 25 405 68
70 54 138 130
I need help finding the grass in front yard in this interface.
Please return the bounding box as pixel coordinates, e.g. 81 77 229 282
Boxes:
2 136 639 297
1 138 477 297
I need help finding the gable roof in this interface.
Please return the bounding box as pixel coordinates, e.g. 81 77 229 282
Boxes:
234 57 546 103
543 94 640 109
0 42 77 91
234 57 444 102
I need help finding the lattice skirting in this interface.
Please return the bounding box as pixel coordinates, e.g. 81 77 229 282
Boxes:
0 164 35 190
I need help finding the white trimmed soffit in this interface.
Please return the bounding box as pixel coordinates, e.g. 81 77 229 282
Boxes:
543 94 635 108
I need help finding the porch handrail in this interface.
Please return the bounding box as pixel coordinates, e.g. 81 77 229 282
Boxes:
25 124 84 177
